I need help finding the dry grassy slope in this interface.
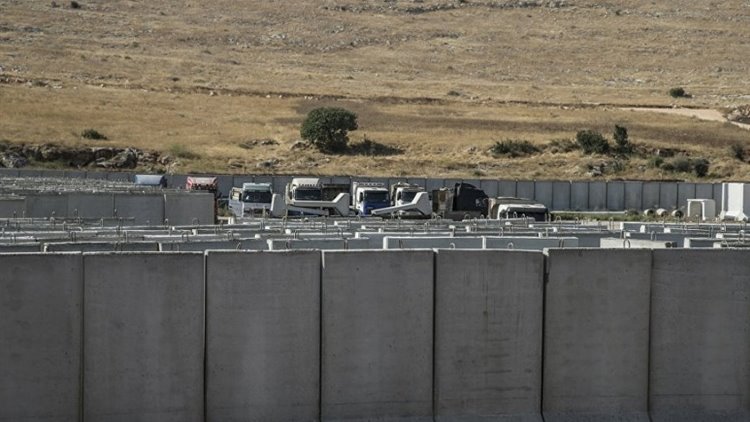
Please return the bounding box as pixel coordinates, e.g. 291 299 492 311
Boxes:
0 0 749 180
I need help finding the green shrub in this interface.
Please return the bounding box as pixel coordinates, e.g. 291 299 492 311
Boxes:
576 130 610 154
648 156 664 168
730 143 745 161
81 128 107 140
669 87 686 98
671 157 692 172
548 138 579 153
490 139 540 157
300 107 358 153
693 158 710 177
613 124 632 154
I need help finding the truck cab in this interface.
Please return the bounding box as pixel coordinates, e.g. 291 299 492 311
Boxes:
432 182 489 220
276 178 350 217
134 174 167 188
228 183 273 217
352 182 390 215
488 197 549 221
185 176 218 197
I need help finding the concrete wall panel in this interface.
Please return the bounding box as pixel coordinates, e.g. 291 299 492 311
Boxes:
407 178 427 188
552 181 571 211
695 183 714 199
206 251 320 421
322 250 434 421
480 179 499 197
570 182 589 211
114 193 164 225
426 178 446 196
0 254 82 422
166 174 188 190
659 183 678 209
164 193 215 225
649 250 750 422
534 181 553 208
606 181 625 211
498 180 517 197
215 175 234 197
83 253 204 422
273 175 294 196
434 250 543 421
588 181 607 211
24 194 68 218
0 197 25 218
543 249 651 421
517 181 535 200
624 181 643 210
642 182 661 210
67 193 114 219
677 183 696 209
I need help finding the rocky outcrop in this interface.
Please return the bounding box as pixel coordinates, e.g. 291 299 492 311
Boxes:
0 142 171 170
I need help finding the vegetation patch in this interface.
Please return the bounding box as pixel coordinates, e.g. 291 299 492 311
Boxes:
81 128 107 140
490 139 540 157
576 130 610 154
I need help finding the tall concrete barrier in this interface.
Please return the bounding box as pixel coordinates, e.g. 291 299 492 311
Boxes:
164 192 215 225
434 250 543 421
570 182 589 211
552 181 571 210
67 193 114 219
659 183 678 209
321 250 434 421
83 253 204 422
206 251 321 421
0 254 82 422
606 181 625 211
517 181 535 200
543 249 652 422
534 181 553 207
24 193 68 218
499 180 517 197
642 182 660 209
588 182 607 211
624 181 643 210
0 197 25 217
113 193 164 225
649 250 750 422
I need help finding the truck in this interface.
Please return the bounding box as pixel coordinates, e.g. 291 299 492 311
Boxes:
371 182 432 217
185 176 218 197
134 174 167 188
488 197 549 221
269 178 350 217
228 182 273 217
351 181 390 215
432 182 489 220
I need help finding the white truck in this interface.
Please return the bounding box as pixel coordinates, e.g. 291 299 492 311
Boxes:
371 182 431 217
488 197 549 221
351 181 390 215
228 182 273 217
270 177 350 217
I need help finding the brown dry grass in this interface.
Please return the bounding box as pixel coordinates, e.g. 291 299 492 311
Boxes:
1 0 749 181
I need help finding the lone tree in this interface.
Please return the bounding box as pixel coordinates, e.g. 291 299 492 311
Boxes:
300 107 358 153
613 124 632 154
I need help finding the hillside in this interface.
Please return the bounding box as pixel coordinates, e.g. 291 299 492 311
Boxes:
1 0 749 180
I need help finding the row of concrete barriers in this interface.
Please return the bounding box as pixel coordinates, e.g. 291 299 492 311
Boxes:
0 167 724 211
2 249 748 421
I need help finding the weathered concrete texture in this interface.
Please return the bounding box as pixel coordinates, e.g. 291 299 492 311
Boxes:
322 250 434 421
606 181 625 211
695 183 714 200
434 250 543 422
0 254 82 422
0 197 25 217
67 192 114 219
624 181 643 211
599 238 676 249
206 251 321 421
24 193 68 218
480 179 499 198
383 236 483 249
113 193 164 225
44 241 160 252
543 249 651 422
649 250 750 422
570 182 589 211
272 175 294 196
268 238 371 250
83 253 204 422
677 183 696 209
164 193 215 225
642 182 661 209
0 168 20 177
483 236 578 250
0 243 42 252
533 181 553 208
588 182 607 211
552 181 571 211
498 181 517 197
159 240 243 251
516 181 535 200
659 183 678 209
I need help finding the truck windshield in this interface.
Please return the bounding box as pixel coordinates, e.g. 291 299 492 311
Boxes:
294 188 322 201
242 191 272 203
402 191 417 202
364 191 388 202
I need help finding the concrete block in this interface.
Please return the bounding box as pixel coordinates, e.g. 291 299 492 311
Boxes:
44 241 159 252
434 250 543 421
0 168 20 177
543 249 651 421
83 253 204 422
712 183 723 205
642 182 661 210
206 251 321 421
677 183 696 209
24 193 68 218
267 238 371 250
570 182 589 211
649 250 750 422
695 183 714 200
322 250 434 421
552 181 571 211
166 173 188 190
606 181 625 211
659 182 678 209
407 178 427 188
0 197 25 218
600 238 677 249
0 243 42 252
479 179 500 198
159 240 243 251
85 171 109 180
114 193 164 225
516 181 535 200
164 193 215 225
426 178 445 196
273 175 294 196
106 172 132 182
383 236 483 249
64 170 87 179
498 180 517 197
624 181 643 210
0 254 82 422
231 175 254 189
484 236 578 250
588 181 607 211
215 175 234 197
67 192 114 219
533 181 553 208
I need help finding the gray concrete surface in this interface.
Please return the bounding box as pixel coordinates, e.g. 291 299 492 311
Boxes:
67 193 114 219
624 181 643 210
606 181 625 211
543 249 652 422
44 241 160 252
649 249 750 422
164 192 215 225
642 182 660 209
588 182 607 211
570 182 589 211
24 193 68 218
321 250 434 421
552 181 571 210
484 236 578 250
205 251 321 421
113 193 165 225
0 197 25 217
0 254 82 422
517 181 535 200
83 253 204 422
383 236 483 249
434 250 543 421
534 181 553 207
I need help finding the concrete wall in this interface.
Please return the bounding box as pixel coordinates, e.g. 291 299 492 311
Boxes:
434 250 543 421
321 250 434 421
0 254 82 422
649 250 750 421
205 251 320 421
543 249 652 421
164 192 215 225
0 197 25 218
83 253 205 422
113 193 165 225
